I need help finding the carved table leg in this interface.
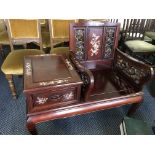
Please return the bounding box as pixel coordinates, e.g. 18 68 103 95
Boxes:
5 74 17 99
27 118 38 135
127 102 141 116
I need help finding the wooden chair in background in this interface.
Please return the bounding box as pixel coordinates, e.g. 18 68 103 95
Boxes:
108 19 118 23
0 19 9 57
121 19 152 42
120 19 155 64
144 19 155 44
1 19 44 99
49 19 77 56
34 19 51 53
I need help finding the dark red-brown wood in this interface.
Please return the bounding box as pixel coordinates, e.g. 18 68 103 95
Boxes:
24 21 154 135
69 21 120 70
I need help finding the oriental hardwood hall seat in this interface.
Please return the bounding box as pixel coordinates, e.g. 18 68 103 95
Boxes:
23 21 154 135
69 21 154 115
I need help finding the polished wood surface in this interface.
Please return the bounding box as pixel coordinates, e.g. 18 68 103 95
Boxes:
24 54 83 134
24 21 154 135
69 21 120 69
24 50 154 135
24 54 82 91
70 48 154 101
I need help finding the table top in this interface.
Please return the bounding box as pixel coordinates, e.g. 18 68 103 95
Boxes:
23 54 82 92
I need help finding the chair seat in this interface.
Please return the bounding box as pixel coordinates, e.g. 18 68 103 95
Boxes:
0 31 9 44
144 36 152 42
51 47 69 56
145 31 155 40
125 40 155 53
87 69 135 101
1 49 44 75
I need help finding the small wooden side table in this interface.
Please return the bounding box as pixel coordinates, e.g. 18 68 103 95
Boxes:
23 54 82 134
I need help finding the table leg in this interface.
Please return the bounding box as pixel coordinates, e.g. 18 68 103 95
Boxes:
27 118 38 135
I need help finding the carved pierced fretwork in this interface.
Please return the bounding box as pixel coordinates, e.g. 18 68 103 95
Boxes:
103 27 116 59
70 55 93 98
90 33 101 56
116 55 150 84
80 72 90 93
111 72 134 94
75 29 85 61
73 59 89 88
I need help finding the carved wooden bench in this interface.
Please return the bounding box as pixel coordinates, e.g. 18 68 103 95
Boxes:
23 21 154 135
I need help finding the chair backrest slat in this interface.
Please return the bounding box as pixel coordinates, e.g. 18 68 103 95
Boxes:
121 19 153 41
135 19 141 38
109 19 118 23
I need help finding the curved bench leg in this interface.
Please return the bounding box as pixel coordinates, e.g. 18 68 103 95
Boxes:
27 118 38 135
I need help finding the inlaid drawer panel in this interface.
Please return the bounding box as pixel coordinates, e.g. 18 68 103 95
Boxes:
31 87 78 107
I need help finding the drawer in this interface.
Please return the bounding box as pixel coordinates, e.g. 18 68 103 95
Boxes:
28 86 81 112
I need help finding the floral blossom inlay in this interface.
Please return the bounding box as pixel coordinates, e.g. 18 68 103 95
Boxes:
90 33 101 56
63 92 74 100
36 97 48 104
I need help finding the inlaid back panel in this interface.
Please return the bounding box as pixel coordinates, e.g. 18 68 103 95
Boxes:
70 21 120 69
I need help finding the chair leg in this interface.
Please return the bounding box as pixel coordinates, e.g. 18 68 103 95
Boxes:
5 74 17 99
0 44 4 59
127 102 141 116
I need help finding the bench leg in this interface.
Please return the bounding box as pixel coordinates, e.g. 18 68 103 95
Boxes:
27 118 38 135
127 102 141 116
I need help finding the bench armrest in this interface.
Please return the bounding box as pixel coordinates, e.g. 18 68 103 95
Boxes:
114 48 154 90
70 52 94 101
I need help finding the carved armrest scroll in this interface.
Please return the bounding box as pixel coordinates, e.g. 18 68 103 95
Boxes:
115 48 155 90
70 52 94 101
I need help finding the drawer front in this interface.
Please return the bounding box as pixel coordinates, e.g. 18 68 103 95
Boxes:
30 87 80 111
